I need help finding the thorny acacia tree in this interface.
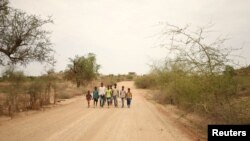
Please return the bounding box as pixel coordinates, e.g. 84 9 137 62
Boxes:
160 23 238 76
0 0 54 66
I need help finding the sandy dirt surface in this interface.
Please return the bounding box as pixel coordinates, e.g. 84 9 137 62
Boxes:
0 81 194 141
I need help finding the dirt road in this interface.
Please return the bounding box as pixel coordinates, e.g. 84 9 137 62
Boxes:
0 81 193 141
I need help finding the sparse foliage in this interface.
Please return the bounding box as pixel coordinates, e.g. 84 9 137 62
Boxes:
160 23 236 75
0 0 54 66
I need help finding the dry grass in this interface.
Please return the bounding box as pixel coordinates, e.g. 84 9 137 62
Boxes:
0 80 85 116
56 82 83 99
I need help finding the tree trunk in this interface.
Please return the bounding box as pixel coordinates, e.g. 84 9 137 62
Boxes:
40 91 43 107
77 81 80 88
30 95 35 109
54 87 57 104
24 93 27 111
8 100 14 118
0 105 3 115
14 96 19 112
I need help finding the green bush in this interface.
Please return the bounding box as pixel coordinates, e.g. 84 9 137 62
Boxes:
140 67 250 124
135 75 157 89
126 75 134 81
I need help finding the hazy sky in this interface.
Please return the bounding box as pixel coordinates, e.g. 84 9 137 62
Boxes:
8 0 250 75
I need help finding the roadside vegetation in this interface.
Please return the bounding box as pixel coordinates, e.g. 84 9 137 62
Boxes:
0 0 56 117
0 69 85 118
99 73 136 85
135 23 250 124
0 1 95 118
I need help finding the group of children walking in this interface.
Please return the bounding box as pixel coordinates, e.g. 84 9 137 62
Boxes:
86 83 133 108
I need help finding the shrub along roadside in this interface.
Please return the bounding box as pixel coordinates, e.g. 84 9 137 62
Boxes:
135 23 250 124
0 70 82 118
134 74 157 89
135 67 250 124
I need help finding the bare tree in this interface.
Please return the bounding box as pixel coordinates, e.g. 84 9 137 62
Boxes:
160 23 238 76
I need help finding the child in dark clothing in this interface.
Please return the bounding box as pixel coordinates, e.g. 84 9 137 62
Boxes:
93 87 99 107
86 90 92 108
